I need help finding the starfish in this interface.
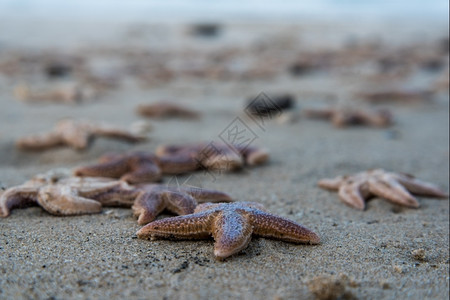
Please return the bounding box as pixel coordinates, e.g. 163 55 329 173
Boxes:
155 142 269 172
303 107 393 128
13 83 85 103
136 202 320 260
132 184 233 225
74 151 199 184
357 89 434 103
318 169 448 210
16 119 147 151
0 170 140 217
137 101 200 119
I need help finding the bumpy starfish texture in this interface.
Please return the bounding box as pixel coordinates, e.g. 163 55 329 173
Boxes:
137 201 320 260
0 170 140 217
16 119 146 151
74 151 199 184
318 169 448 210
137 101 200 119
132 184 233 225
304 107 393 128
155 142 269 172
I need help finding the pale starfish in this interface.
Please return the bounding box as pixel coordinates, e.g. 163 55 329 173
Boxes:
74 151 198 184
304 107 393 128
132 184 233 225
137 101 200 119
137 202 320 260
0 170 140 217
318 169 448 210
16 119 147 151
155 142 269 172
13 83 86 103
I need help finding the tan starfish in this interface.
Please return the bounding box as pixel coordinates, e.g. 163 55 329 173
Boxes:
137 101 200 119
0 170 140 217
136 201 320 260
16 119 147 151
74 151 198 184
318 169 448 210
132 184 233 225
13 83 86 104
304 107 393 128
155 143 269 172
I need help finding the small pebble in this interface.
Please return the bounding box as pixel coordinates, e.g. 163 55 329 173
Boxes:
411 249 426 261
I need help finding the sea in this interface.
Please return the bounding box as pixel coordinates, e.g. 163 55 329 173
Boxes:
0 0 448 23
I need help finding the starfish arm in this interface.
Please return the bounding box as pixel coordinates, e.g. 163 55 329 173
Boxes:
37 185 102 216
74 158 131 178
80 183 140 207
249 211 320 245
233 145 269 166
16 132 63 150
93 124 145 142
97 152 123 163
368 178 419 208
136 212 216 240
158 155 199 174
395 174 448 198
337 181 367 210
62 131 91 150
331 111 351 128
318 176 345 190
120 162 162 184
137 103 199 119
132 192 166 225
164 192 197 217
182 187 233 203
357 109 393 127
212 211 253 259
155 145 190 157
0 188 38 217
202 147 243 171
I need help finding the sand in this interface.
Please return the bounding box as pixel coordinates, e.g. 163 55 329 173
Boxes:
0 18 449 299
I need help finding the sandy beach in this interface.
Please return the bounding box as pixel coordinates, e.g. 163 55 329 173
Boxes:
0 9 449 300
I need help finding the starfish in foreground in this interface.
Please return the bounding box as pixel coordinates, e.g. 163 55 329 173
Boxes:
0 170 140 217
74 151 199 184
137 101 200 119
155 143 269 172
132 184 233 225
16 119 147 151
303 107 393 128
137 202 320 260
318 169 448 210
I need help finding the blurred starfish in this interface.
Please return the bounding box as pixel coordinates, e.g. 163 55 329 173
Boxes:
137 202 320 260
357 89 434 103
132 184 233 225
156 142 270 172
304 107 393 128
74 151 198 184
0 170 140 217
137 101 200 119
318 169 448 210
16 119 147 151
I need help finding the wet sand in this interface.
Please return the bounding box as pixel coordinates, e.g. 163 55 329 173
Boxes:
0 20 449 299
